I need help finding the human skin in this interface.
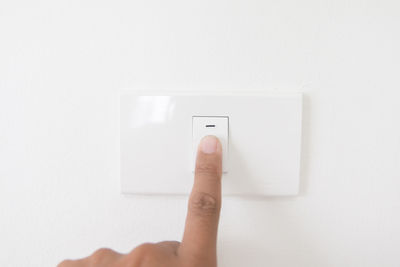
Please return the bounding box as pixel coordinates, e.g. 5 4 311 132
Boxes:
58 135 223 267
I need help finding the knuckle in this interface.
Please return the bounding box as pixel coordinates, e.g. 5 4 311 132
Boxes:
130 243 158 264
90 248 113 263
195 163 218 176
189 192 219 217
134 243 157 256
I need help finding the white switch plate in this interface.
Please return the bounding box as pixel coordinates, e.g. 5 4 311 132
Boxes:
120 92 302 196
192 116 229 173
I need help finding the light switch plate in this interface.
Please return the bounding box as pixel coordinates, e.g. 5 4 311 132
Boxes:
120 92 302 196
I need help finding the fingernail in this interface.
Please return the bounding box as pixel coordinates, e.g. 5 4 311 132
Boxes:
200 135 218 154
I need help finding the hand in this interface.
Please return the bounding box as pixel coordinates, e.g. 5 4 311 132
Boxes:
58 135 223 267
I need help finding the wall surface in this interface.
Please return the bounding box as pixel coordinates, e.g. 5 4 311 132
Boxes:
1 1 400 266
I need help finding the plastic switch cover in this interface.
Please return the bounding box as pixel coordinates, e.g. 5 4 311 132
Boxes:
120 92 302 196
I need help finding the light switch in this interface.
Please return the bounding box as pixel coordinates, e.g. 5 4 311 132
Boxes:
192 116 229 173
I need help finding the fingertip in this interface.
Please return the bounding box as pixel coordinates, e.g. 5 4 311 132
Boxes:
199 135 222 155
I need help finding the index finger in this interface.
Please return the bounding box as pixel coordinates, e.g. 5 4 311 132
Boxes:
179 135 222 264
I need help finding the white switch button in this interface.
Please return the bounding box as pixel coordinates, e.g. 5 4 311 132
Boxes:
192 116 229 173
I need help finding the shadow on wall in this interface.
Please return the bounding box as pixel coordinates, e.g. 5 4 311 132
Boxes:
299 93 311 196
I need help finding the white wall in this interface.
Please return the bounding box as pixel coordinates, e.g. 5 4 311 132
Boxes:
1 1 400 266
